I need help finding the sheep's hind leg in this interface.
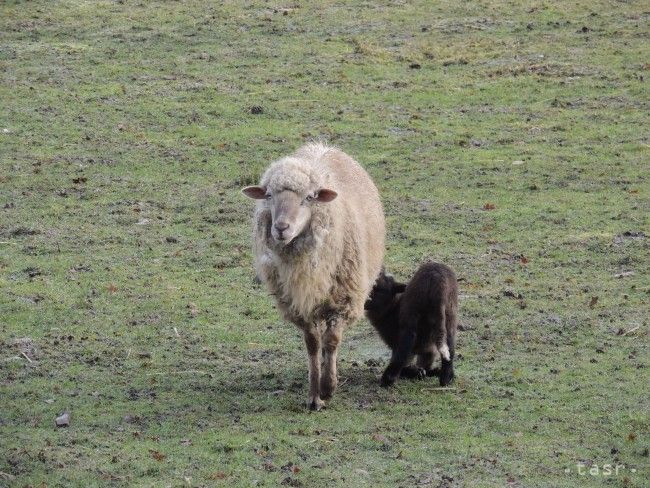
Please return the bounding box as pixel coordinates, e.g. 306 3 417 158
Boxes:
303 327 324 411
320 321 342 400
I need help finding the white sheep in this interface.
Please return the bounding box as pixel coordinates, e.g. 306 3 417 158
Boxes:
242 143 385 410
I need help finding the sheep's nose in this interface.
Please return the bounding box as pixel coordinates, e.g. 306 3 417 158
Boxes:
275 221 289 232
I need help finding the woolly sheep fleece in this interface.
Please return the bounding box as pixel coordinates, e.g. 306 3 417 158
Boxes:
250 143 385 326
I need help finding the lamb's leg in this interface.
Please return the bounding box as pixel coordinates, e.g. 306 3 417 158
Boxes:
400 364 426 380
439 344 455 386
416 351 440 377
381 319 417 387
440 311 457 387
320 320 342 400
303 327 324 411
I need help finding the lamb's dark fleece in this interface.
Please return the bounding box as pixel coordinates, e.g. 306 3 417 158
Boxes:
364 262 458 387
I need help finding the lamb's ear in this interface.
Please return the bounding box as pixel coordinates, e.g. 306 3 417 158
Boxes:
393 283 407 294
315 189 338 202
241 186 267 199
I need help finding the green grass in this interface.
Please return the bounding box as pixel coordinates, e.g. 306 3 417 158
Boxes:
1 1 648 486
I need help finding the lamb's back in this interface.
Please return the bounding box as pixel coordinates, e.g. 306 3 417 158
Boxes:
402 262 458 314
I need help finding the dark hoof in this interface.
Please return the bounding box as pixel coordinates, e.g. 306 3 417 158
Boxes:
426 367 441 377
319 378 336 400
401 365 426 380
380 374 397 387
439 370 455 387
308 397 324 411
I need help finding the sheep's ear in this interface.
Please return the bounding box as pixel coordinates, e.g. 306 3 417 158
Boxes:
393 283 407 294
241 186 267 199
316 189 338 202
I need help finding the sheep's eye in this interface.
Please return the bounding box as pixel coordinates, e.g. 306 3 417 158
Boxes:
265 194 272 200
305 195 314 202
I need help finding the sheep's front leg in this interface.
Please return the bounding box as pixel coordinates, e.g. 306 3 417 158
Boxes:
303 327 324 411
320 320 343 400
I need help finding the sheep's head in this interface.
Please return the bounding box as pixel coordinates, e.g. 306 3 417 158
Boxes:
242 185 337 245
364 271 406 311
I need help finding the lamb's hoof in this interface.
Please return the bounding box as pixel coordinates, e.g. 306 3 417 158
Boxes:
400 365 426 380
426 367 441 377
308 397 325 411
439 370 455 387
380 373 397 387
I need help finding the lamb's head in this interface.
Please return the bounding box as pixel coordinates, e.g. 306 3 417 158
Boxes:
242 157 337 245
364 270 406 312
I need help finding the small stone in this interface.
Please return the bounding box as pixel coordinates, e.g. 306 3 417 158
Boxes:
55 412 70 427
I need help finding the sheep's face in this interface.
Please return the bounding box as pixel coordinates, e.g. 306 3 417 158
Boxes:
364 272 407 311
242 186 337 245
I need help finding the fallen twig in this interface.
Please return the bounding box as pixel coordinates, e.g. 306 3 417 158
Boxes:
146 370 210 376
21 352 33 363
173 327 180 338
244 90 274 96
283 99 321 103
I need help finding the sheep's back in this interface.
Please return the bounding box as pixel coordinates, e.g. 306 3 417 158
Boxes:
316 147 386 313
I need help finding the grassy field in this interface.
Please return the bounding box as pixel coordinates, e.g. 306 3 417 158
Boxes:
1 0 648 486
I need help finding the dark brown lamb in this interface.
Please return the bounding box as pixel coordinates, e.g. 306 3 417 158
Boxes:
364 262 458 387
